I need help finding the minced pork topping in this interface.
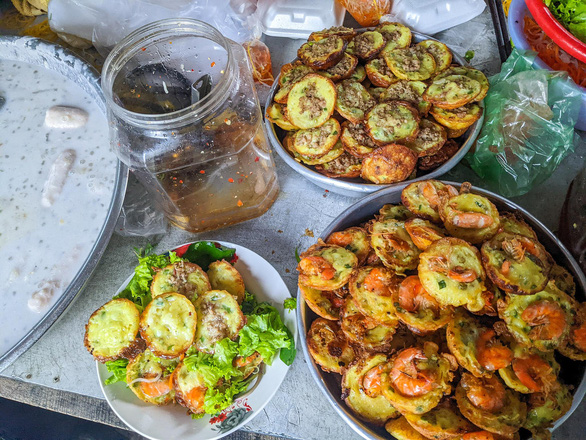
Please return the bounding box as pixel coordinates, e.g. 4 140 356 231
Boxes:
307 36 340 57
340 83 375 112
299 82 327 119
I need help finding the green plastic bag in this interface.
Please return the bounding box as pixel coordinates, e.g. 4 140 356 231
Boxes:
467 49 582 197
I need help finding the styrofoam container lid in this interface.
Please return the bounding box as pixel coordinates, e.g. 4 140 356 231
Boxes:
261 0 345 39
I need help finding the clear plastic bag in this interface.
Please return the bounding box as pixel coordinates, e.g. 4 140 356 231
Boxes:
48 0 273 91
468 49 583 198
336 0 391 27
48 0 259 55
115 173 167 237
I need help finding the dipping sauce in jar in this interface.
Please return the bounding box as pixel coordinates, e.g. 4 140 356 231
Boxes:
102 19 279 232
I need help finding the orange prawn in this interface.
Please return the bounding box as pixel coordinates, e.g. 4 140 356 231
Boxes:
398 275 439 313
476 287 498 316
451 210 494 229
502 237 526 261
568 302 586 352
362 267 391 295
459 182 472 194
328 293 346 309
521 300 567 341
389 347 435 397
572 324 586 352
140 373 174 398
447 185 460 197
512 354 557 393
500 260 511 275
234 352 261 368
362 363 387 397
184 386 206 410
448 266 478 283
419 181 458 209
462 432 497 440
500 236 546 274
516 236 542 258
502 236 542 262
420 181 442 208
405 221 445 251
299 256 336 280
346 313 382 343
462 373 506 413
428 256 478 283
382 234 412 252
327 231 354 248
476 329 513 371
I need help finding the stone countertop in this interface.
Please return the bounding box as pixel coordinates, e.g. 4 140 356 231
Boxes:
2 7 586 440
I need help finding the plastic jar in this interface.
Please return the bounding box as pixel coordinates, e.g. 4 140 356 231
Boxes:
102 19 279 233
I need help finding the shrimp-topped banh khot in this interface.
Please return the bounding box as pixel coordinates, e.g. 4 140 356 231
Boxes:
268 25 489 184
299 179 585 439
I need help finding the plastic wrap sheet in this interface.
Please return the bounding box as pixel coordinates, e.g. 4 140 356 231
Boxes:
48 0 273 92
115 173 167 237
48 0 259 54
468 49 583 197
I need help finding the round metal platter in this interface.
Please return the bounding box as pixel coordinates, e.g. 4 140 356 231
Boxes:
296 181 586 440
0 36 127 371
265 31 485 197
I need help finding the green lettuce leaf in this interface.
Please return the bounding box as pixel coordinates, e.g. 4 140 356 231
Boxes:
204 377 253 414
240 291 258 315
238 303 294 365
114 247 181 310
182 241 236 270
283 298 297 311
183 340 248 414
104 359 129 385
182 295 296 414
279 326 297 366
546 0 586 43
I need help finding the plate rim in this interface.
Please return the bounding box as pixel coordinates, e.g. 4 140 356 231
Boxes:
0 35 128 372
97 240 297 440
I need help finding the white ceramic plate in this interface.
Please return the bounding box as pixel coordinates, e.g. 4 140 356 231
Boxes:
97 241 297 440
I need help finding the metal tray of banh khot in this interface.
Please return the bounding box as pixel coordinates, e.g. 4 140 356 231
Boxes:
297 181 586 440
265 30 484 198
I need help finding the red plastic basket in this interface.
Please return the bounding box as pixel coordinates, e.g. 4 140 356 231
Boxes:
525 0 586 63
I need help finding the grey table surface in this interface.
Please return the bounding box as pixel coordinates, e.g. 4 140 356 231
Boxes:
2 7 586 440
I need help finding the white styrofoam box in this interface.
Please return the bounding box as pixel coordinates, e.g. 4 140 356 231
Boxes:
261 0 345 39
384 0 486 35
